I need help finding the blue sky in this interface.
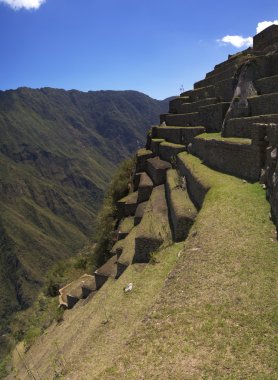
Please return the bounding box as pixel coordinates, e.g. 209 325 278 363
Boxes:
0 0 277 99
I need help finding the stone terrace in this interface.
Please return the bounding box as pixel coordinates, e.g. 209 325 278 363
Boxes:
60 24 278 310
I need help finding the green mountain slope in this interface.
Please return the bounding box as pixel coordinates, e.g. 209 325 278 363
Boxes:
0 87 170 331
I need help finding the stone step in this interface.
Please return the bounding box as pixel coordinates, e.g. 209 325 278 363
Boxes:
194 65 237 89
133 171 142 191
117 226 138 274
162 102 229 132
59 274 96 309
117 191 138 218
179 97 219 113
133 185 172 263
146 156 172 185
136 148 155 172
224 114 278 138
81 276 97 299
181 85 216 102
215 77 235 102
150 138 165 155
177 151 210 209
270 53 278 76
199 102 230 132
169 96 191 113
214 49 264 71
256 75 278 95
110 239 125 258
249 93 278 116
117 217 134 240
138 172 153 203
94 255 118 289
160 112 201 127
134 201 148 226
188 133 265 181
206 59 238 79
158 141 186 163
152 125 205 145
165 169 197 241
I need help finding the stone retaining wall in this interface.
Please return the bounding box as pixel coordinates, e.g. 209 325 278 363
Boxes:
190 138 264 181
263 124 278 232
177 152 210 209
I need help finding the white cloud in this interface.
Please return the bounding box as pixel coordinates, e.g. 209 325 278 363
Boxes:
0 0 45 10
218 20 278 49
218 35 253 49
256 20 278 34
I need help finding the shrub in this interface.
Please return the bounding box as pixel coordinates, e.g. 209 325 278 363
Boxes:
93 156 136 264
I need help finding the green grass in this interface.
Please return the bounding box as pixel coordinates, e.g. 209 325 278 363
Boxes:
117 226 138 266
118 217 134 235
97 154 277 379
166 168 197 218
9 243 184 380
6 154 278 379
136 148 153 157
160 141 185 148
196 132 251 144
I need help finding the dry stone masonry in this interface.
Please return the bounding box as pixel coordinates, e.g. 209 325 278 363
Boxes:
59 25 278 309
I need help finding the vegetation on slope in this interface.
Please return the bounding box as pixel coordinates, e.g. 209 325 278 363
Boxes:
93 156 136 265
8 154 277 379
0 87 170 360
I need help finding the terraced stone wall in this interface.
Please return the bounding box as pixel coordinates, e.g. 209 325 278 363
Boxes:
264 124 278 232
189 138 265 181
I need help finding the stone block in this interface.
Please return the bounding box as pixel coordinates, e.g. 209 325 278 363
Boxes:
136 148 155 172
249 93 278 116
177 152 211 209
134 201 148 225
169 96 191 113
117 225 138 268
179 98 218 113
200 102 230 132
159 141 186 163
154 126 205 145
161 112 201 127
117 217 134 240
215 77 235 102
110 239 125 258
165 169 197 241
191 136 265 181
253 24 278 51
137 172 153 203
224 114 278 138
181 85 216 102
134 185 171 263
94 255 118 289
194 65 236 89
146 156 171 185
133 171 142 191
124 191 138 216
150 138 164 155
256 74 278 95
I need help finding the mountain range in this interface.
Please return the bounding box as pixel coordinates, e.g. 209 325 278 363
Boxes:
0 87 171 333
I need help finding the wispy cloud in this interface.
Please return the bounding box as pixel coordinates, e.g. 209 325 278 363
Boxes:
217 20 278 49
0 0 46 10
